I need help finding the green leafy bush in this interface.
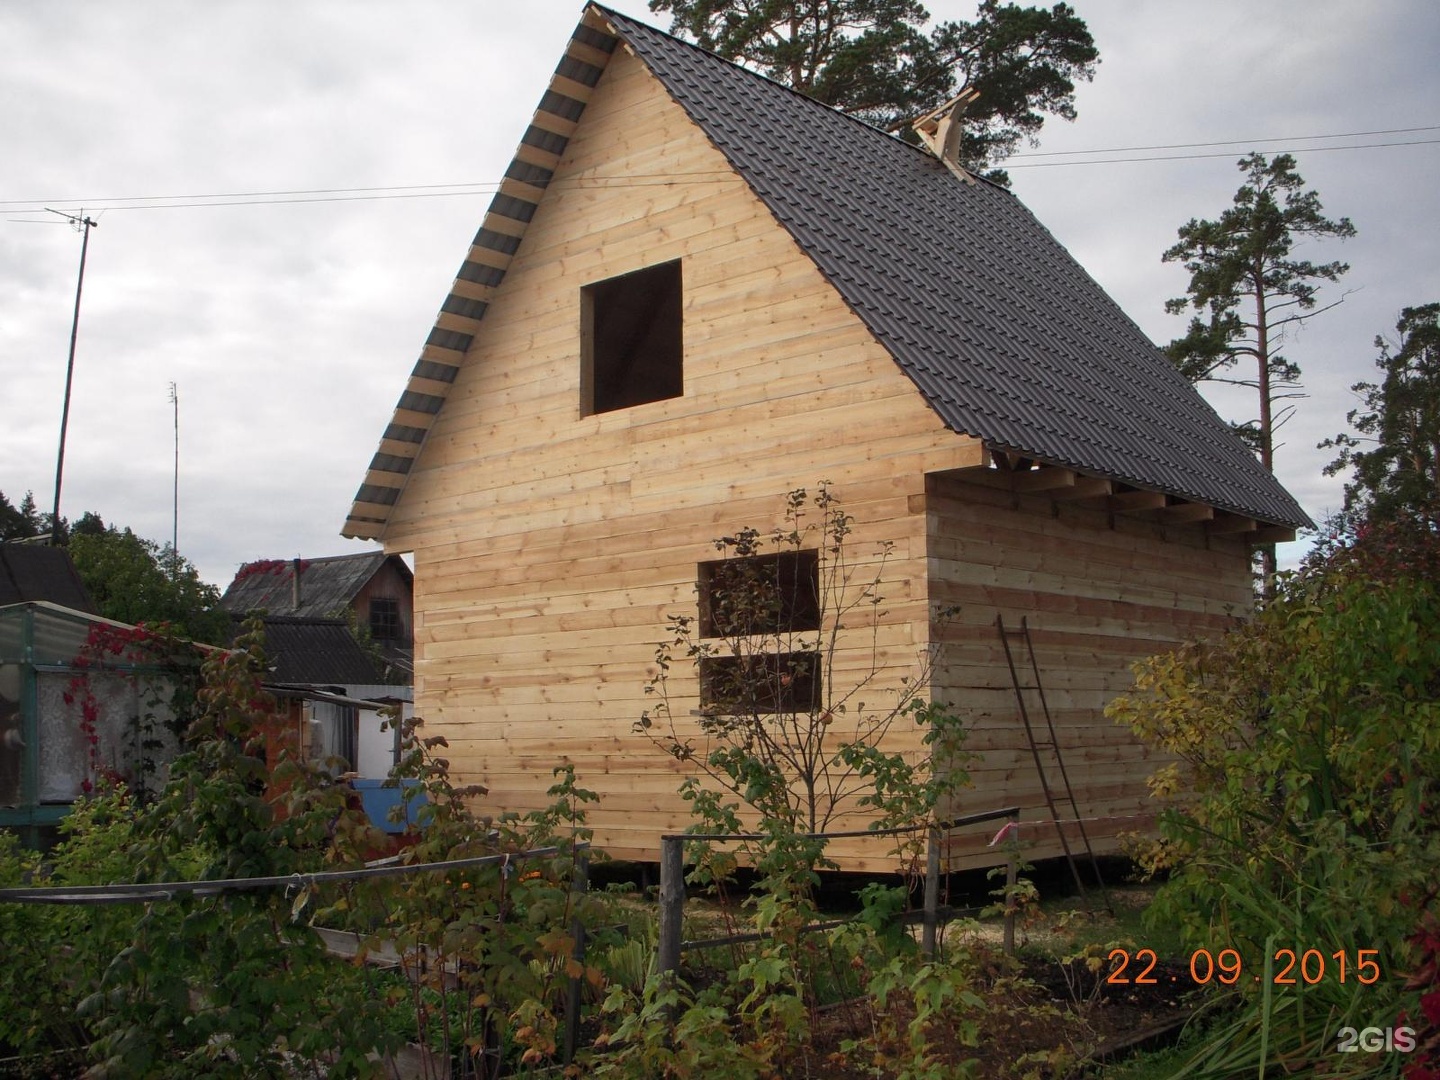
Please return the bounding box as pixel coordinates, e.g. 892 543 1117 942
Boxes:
1109 519 1440 1077
1 620 604 1080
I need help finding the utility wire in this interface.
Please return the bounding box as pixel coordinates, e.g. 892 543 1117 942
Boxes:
4 126 1436 215
1004 136 1440 169
1002 124 1440 159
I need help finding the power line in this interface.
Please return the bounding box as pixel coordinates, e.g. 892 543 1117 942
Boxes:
0 172 736 215
4 126 1436 215
1004 136 1440 169
0 180 498 207
1001 124 1440 159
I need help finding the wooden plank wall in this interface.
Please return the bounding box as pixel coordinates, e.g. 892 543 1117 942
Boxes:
383 44 982 870
924 473 1253 868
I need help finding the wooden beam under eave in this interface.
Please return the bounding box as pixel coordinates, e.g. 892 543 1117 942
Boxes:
1251 526 1297 545
1208 513 1258 535
1160 501 1215 524
1011 466 1077 493
1050 476 1112 501
1109 490 1168 512
947 464 1013 491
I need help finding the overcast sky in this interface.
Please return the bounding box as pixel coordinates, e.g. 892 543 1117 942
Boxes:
2 1 1436 588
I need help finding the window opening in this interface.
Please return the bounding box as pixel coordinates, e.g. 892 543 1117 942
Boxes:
369 597 402 642
697 549 821 715
698 550 820 638
700 652 821 715
581 260 683 414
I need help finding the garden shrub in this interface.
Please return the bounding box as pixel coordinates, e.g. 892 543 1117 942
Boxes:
1109 516 1440 1078
600 485 985 1077
0 620 605 1080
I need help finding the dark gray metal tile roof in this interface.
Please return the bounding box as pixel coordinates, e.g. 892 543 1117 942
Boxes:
0 546 97 612
599 6 1310 529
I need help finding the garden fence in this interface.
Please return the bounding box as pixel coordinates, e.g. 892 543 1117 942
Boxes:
656 805 1022 983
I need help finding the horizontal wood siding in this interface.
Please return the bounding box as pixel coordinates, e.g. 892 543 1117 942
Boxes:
925 473 1253 868
384 45 982 871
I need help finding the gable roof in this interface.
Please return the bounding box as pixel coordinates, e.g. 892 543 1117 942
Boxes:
344 4 1309 539
219 551 409 619
0 545 97 612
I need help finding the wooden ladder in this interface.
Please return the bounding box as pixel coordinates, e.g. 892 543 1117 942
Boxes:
995 614 1111 913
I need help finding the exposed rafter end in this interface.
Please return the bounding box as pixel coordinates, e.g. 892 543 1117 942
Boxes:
1011 466 1078 493
1051 475 1112 501
1107 490 1167 513
953 457 1119 502
1158 500 1215 524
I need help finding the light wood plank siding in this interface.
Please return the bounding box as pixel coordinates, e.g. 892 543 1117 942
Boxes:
924 473 1253 867
383 45 982 869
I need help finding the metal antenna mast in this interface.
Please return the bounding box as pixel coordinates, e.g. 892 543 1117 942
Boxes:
48 209 99 545
169 381 179 573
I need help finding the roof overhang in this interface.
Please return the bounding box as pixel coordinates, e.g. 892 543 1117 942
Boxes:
343 6 622 540
950 448 1299 544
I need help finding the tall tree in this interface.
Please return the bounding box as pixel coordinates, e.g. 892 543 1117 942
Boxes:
68 526 227 645
0 491 44 542
1321 303 1440 527
647 0 1098 179
1163 153 1354 588
1163 153 1355 472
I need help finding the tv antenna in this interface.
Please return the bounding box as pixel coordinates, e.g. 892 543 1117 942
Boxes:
48 208 99 545
169 381 179 574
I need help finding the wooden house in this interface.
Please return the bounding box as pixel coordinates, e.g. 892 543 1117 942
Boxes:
220 552 414 678
342 6 1309 871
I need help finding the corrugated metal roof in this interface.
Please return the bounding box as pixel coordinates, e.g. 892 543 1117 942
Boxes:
599 6 1309 529
233 616 383 686
219 552 406 619
344 5 1310 535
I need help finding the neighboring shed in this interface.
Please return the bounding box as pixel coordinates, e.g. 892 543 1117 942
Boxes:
0 602 189 844
342 6 1309 870
0 545 96 612
220 551 414 678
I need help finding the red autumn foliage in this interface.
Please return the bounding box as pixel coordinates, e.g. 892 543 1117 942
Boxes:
232 558 310 586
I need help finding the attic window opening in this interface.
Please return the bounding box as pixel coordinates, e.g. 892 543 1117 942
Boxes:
581 260 683 415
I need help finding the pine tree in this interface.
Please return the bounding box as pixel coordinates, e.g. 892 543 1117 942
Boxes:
648 0 1097 180
1163 153 1355 472
1162 153 1355 588
1321 303 1440 527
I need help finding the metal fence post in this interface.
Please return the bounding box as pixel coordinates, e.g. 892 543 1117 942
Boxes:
657 836 685 983
922 824 941 959
1004 812 1018 957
